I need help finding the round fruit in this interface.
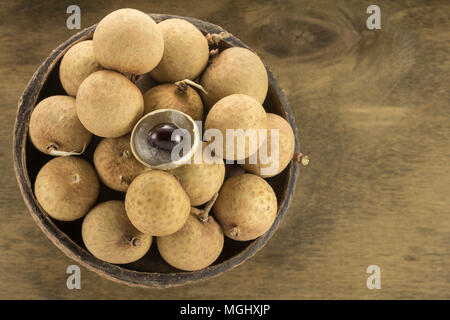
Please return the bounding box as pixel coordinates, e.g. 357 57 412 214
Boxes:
200 47 268 108
93 135 147 192
76 70 144 138
157 212 224 271
34 156 99 221
93 8 164 75
241 113 295 177
59 40 102 96
205 94 268 160
125 170 190 236
82 200 152 264
169 143 225 206
213 173 277 241
143 83 203 121
150 18 209 82
29 95 92 156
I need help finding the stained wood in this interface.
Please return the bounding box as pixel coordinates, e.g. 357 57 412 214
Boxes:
0 0 449 298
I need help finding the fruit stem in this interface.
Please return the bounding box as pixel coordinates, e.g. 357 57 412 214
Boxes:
175 79 208 95
47 144 86 157
125 73 137 83
121 150 130 159
293 152 310 167
206 32 230 46
130 237 141 247
230 226 240 238
192 193 219 223
119 175 130 186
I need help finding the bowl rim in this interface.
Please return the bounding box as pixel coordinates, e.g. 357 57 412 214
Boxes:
12 13 300 288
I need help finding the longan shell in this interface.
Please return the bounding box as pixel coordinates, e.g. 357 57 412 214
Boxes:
169 142 225 206
125 170 190 236
213 174 278 241
241 113 295 178
150 18 209 82
200 47 268 108
143 84 203 121
93 9 164 75
82 200 152 264
34 157 99 221
157 214 224 271
93 135 147 192
59 40 102 96
29 95 92 155
205 94 268 160
76 70 144 138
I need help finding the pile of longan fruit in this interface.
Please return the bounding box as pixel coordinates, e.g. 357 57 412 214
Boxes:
29 8 299 271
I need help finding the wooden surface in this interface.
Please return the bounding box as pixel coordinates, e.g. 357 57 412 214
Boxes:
1 0 449 299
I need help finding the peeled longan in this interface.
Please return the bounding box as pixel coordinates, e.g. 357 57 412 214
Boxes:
29 95 91 156
200 47 268 108
205 94 268 161
125 170 190 236
93 135 147 192
169 143 225 206
241 113 295 177
213 174 277 241
157 212 224 271
143 83 203 121
82 200 152 264
34 157 99 221
93 8 164 75
59 40 102 96
76 70 144 138
150 18 209 82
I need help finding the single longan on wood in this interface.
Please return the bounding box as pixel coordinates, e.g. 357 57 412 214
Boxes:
169 142 225 206
205 94 268 161
213 174 278 241
82 200 152 264
93 135 147 192
157 213 224 271
200 47 269 109
143 83 204 121
29 95 92 156
93 8 164 75
34 156 99 221
59 40 102 96
125 170 190 236
241 113 296 178
150 18 209 82
76 70 144 138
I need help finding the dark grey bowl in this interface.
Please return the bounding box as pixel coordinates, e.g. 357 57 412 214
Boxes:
13 14 300 288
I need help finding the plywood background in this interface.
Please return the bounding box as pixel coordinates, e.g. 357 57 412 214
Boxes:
0 0 449 299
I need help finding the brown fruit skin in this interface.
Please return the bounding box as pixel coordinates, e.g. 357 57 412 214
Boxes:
150 19 209 82
200 47 268 109
143 84 203 121
34 157 99 221
93 135 147 192
157 213 224 271
82 200 152 264
169 143 225 206
213 174 277 241
205 94 268 161
241 113 295 178
29 96 92 155
59 40 102 96
76 70 144 138
93 9 164 75
125 170 190 236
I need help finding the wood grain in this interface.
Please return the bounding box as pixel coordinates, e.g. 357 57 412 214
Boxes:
1 0 449 299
